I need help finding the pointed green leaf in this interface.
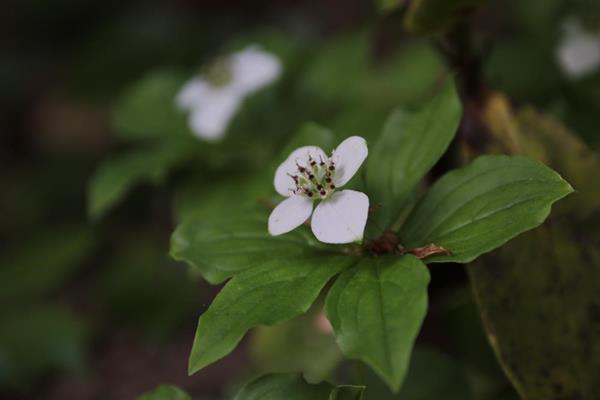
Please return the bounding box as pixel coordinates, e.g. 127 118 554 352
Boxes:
234 374 332 400
138 385 191 400
325 255 430 392
464 106 600 400
367 78 462 230
171 122 336 284
329 385 366 400
171 206 330 285
401 155 573 263
188 255 354 374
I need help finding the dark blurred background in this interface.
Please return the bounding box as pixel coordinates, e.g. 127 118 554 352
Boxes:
1 0 599 399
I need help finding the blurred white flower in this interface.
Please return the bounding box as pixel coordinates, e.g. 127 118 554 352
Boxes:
557 18 600 79
176 46 282 141
268 136 369 244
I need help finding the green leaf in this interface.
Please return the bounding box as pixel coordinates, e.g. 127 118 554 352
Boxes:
463 102 600 400
171 207 328 285
138 385 191 400
329 385 366 400
404 0 487 34
469 225 600 400
401 155 573 263
367 78 462 230
88 142 189 219
234 374 331 400
325 255 430 392
171 122 336 284
188 255 354 374
113 69 190 141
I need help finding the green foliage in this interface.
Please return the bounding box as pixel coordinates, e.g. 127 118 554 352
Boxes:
88 141 190 219
463 100 600 400
172 208 321 284
401 155 573 263
97 234 199 341
113 69 191 141
171 77 572 394
137 385 191 400
404 0 487 34
302 34 446 112
234 374 332 400
365 346 473 399
0 226 93 299
325 256 430 392
329 385 366 399
277 123 336 161
188 255 353 374
249 309 342 383
234 374 366 400
377 0 405 13
367 78 462 230
0 305 87 388
171 122 335 283
396 347 472 399
484 40 562 101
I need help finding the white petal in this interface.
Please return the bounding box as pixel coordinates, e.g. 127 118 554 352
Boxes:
188 90 241 141
331 136 368 187
557 18 600 79
175 78 212 111
274 146 328 196
311 190 369 244
268 195 314 236
229 46 282 95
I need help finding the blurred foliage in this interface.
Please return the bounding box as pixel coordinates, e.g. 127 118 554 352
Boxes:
249 308 342 383
0 305 87 390
404 0 487 34
461 94 600 399
364 346 473 400
377 0 406 14
0 226 93 299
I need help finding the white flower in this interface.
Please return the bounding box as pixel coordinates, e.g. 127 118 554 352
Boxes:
268 136 370 244
557 18 600 79
175 45 282 141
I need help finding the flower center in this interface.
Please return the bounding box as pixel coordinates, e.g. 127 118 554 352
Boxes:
288 154 337 199
201 58 233 87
